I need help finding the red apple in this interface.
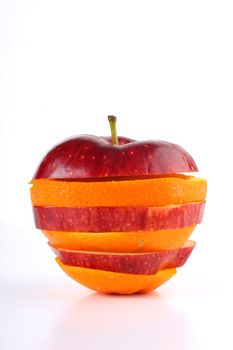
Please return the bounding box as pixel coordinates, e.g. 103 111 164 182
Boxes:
50 241 195 275
33 116 198 180
33 202 205 232
30 116 206 294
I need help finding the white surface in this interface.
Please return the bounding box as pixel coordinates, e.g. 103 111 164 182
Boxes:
1 277 232 350
1 1 233 349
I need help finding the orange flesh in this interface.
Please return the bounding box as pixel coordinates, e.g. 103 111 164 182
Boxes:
43 225 195 252
50 239 195 255
56 257 177 294
30 176 207 207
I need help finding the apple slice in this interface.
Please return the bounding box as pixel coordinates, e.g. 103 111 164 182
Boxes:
30 176 207 207
33 202 205 232
42 225 196 252
56 257 177 294
51 241 195 275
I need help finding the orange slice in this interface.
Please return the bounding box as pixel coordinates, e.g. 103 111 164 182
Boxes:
43 226 195 252
30 176 207 207
56 257 176 294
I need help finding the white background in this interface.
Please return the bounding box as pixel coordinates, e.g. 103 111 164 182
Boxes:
0 1 233 349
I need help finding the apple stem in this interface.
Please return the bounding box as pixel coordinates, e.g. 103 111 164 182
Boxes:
108 115 119 145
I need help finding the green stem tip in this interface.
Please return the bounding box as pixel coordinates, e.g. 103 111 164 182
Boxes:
108 115 119 145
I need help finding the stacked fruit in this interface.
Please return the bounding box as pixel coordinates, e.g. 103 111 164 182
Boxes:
30 116 207 294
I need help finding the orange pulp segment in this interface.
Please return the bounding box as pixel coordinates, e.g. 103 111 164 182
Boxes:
43 225 195 252
56 257 176 294
30 176 207 207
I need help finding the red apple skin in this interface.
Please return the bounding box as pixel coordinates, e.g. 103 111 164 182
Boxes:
33 202 205 232
50 241 195 275
33 136 198 179
166 243 196 268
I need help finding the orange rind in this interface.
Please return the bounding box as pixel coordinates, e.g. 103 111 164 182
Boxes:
56 257 177 294
30 175 207 207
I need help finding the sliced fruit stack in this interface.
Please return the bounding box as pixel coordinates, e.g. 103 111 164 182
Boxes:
30 116 207 294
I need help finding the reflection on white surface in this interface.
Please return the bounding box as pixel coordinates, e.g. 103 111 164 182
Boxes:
48 292 195 350
1 270 233 350
1 288 195 350
0 283 198 350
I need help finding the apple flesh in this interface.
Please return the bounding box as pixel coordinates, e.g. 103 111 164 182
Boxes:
33 136 198 179
50 241 195 275
33 202 205 232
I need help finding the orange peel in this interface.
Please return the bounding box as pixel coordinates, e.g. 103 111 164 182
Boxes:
30 175 207 207
56 257 176 294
